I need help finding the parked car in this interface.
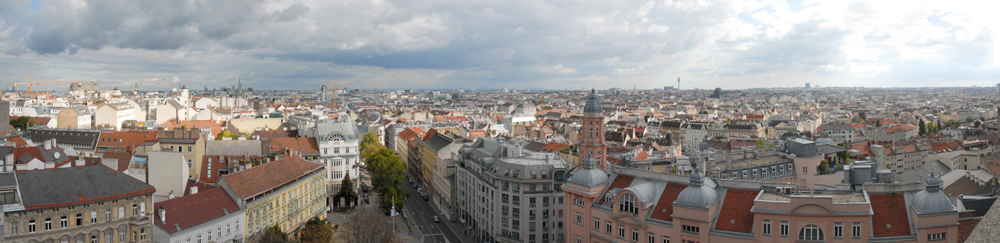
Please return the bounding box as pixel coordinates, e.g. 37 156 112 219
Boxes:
422 193 429 201
433 216 440 223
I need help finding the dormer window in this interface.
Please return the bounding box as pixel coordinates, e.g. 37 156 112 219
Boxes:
619 193 637 214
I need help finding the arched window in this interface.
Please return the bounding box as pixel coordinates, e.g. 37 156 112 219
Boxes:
618 193 637 214
798 224 824 241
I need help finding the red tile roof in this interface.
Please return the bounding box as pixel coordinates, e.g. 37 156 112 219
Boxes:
98 131 158 152
715 189 759 233
958 217 981 243
650 183 687 221
221 156 324 199
398 127 424 142
102 151 133 172
153 186 239 233
263 137 319 155
869 193 912 237
163 120 227 138
599 175 635 204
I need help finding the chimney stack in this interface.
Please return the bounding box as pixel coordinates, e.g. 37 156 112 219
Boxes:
190 186 198 195
43 140 51 150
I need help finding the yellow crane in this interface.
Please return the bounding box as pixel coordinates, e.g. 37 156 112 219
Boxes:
11 74 81 92
323 81 377 108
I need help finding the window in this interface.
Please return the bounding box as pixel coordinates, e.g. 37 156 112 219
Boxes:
92 211 97 224
632 229 639 241
61 216 68 229
803 166 807 174
106 210 111 221
188 160 192 168
619 225 625 238
106 232 112 243
619 193 637 214
852 222 861 238
682 225 699 234
648 233 655 243
10 225 16 235
780 221 789 236
606 221 612 234
573 195 584 206
133 204 139 216
119 207 124 219
594 217 600 230
120 231 125 243
834 222 843 238
575 212 581 224
188 146 193 152
28 220 35 233
762 219 771 235
662 236 669 243
45 218 51 231
928 233 946 241
798 224 824 241
76 213 83 226
91 235 98 243
227 224 231 234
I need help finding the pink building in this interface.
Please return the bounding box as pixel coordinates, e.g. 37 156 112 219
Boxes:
565 163 968 243
579 89 609 171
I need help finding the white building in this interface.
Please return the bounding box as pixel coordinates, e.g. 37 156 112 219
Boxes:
288 112 361 204
94 103 136 130
153 184 245 243
455 137 569 243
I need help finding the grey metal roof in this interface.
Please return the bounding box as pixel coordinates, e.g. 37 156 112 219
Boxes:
911 175 956 215
17 165 155 209
583 89 603 114
423 133 455 152
624 180 660 204
25 128 101 149
205 140 263 156
158 138 198 144
674 171 718 209
567 157 608 187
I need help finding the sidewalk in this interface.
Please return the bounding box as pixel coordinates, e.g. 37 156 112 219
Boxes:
399 208 423 243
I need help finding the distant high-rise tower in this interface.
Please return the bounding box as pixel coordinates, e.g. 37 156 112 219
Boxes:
996 83 999 94
677 77 681 90
579 89 608 171
806 83 811 89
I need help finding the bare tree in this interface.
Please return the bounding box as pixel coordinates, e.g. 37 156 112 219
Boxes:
337 206 401 243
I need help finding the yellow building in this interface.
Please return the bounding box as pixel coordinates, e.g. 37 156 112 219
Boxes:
219 155 328 241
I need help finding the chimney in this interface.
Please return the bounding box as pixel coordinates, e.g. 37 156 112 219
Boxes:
158 207 166 224
44 140 51 150
51 138 57 147
190 186 198 195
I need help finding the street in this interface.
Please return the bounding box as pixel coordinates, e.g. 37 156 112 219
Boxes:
404 180 467 243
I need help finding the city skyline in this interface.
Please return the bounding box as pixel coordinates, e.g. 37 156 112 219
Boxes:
0 0 997 91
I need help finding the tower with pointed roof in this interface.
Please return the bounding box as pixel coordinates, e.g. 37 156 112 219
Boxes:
579 89 609 170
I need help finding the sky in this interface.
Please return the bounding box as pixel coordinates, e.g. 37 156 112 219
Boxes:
0 0 998 91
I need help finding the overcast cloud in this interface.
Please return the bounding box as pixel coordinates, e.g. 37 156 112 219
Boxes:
0 0 997 90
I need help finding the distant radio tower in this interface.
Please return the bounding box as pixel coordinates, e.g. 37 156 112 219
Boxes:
677 77 681 90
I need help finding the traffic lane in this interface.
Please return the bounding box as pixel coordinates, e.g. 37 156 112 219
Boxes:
404 186 461 243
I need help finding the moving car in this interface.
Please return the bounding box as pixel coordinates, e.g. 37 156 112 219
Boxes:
422 193 429 201
433 216 440 223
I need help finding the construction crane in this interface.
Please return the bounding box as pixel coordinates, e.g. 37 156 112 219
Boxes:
323 82 377 108
10 74 81 92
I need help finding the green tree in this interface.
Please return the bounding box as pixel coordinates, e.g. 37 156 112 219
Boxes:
858 111 867 122
260 225 290 243
216 129 240 140
927 121 938 134
337 206 401 243
300 217 333 243
360 132 383 160
966 117 975 123
918 119 926 136
9 117 29 131
757 138 765 148
875 120 882 127
335 174 358 207
366 147 409 215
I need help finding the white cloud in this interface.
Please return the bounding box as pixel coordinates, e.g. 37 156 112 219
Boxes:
538 64 577 74
0 0 995 90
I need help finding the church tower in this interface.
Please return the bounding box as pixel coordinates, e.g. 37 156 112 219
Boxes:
578 89 609 170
